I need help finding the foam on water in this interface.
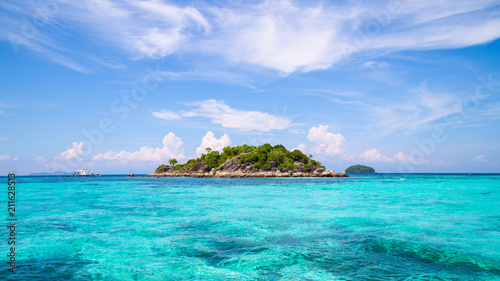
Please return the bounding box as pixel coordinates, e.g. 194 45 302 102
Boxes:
2 174 499 280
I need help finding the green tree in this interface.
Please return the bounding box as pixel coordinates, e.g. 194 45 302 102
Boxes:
169 159 178 167
290 149 308 163
155 165 168 172
204 151 220 171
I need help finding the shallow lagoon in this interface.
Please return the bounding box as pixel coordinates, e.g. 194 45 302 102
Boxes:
3 174 500 280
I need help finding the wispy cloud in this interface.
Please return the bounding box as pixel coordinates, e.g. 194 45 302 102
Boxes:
0 154 10 161
0 0 91 72
474 154 488 163
152 99 294 131
28 98 58 109
370 86 459 137
34 156 48 163
90 55 128 70
150 110 182 120
473 154 497 165
0 154 16 161
326 84 467 138
360 61 389 70
478 102 500 120
1 0 499 74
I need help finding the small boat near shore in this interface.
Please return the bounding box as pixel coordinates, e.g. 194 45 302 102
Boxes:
73 169 100 177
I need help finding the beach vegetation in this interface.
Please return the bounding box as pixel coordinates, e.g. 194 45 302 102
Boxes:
159 143 325 173
155 165 168 172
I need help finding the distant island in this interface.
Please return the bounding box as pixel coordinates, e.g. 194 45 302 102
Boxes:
147 144 347 178
30 171 69 176
345 164 375 173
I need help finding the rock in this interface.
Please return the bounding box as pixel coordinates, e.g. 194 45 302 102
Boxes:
126 173 136 177
314 168 325 174
190 162 203 172
321 170 335 177
293 161 305 167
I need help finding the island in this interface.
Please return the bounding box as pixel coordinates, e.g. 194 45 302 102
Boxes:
146 144 347 178
30 171 69 176
345 164 375 173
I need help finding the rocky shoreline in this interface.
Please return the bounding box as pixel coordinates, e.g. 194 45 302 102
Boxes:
146 154 347 178
146 169 347 178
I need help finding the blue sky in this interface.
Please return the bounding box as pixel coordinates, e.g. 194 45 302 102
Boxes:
1 0 500 175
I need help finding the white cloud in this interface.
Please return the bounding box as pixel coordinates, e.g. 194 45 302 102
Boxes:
150 110 182 120
2 1 499 74
295 125 346 156
34 156 48 163
92 132 185 163
392 152 415 163
0 154 18 161
359 149 391 162
293 143 309 154
0 0 209 72
152 99 293 131
195 131 232 156
293 125 433 165
40 143 86 172
0 137 6 141
360 61 389 70
204 1 343 74
473 154 493 165
354 149 420 164
58 142 85 159
198 0 500 73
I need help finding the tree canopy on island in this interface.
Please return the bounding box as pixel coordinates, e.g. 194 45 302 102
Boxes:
156 144 325 173
345 164 375 173
168 159 177 166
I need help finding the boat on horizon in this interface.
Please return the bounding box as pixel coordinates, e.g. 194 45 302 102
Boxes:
73 169 100 177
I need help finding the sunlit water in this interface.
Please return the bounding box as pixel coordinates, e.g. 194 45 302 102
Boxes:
2 174 499 280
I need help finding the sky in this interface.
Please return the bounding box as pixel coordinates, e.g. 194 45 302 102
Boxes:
1 0 500 175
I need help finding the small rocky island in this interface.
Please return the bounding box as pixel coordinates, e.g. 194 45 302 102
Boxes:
345 164 375 173
146 144 347 178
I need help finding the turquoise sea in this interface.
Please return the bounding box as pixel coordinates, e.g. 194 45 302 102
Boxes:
2 174 500 280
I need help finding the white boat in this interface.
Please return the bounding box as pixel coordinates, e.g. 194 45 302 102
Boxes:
73 169 100 177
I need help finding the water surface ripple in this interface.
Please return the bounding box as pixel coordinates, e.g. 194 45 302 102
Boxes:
2 174 499 280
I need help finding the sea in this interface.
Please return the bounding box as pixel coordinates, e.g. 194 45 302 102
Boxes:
1 174 499 280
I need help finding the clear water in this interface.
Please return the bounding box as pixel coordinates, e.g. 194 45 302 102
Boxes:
2 174 499 280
